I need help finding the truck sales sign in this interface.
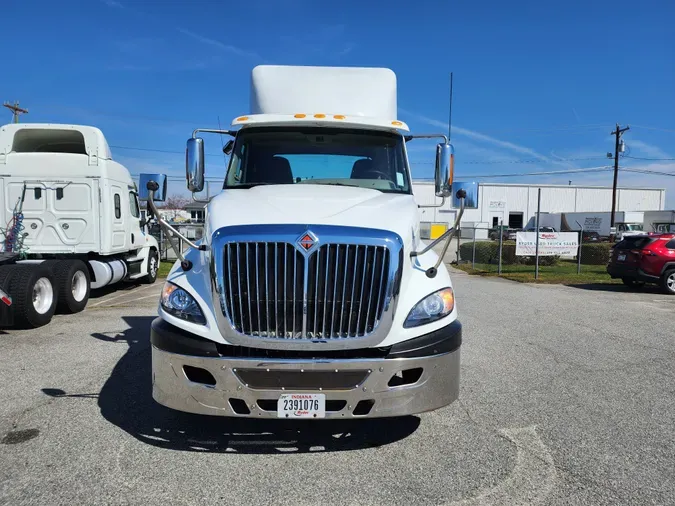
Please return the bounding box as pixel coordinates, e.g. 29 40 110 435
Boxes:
516 232 579 256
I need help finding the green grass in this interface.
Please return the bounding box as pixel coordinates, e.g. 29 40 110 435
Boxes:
158 261 175 278
455 260 619 285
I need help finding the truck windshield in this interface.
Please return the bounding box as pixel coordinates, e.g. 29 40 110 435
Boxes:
625 224 643 231
223 127 411 194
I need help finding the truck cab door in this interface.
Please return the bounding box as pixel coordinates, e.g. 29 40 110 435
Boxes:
128 189 143 249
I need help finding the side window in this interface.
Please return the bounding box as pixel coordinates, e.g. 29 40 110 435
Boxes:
129 192 140 218
666 239 675 249
114 193 121 219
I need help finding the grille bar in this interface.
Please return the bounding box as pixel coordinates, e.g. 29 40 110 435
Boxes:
223 241 390 340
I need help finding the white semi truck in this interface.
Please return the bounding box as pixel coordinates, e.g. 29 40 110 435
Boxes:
525 211 644 240
144 65 466 419
0 123 160 328
643 210 675 234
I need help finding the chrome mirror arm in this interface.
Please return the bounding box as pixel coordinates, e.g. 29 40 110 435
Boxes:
410 189 467 278
145 181 207 272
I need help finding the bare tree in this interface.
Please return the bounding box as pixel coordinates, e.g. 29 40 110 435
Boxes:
160 195 190 221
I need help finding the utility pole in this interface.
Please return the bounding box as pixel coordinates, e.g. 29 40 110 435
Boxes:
3 101 28 123
610 123 629 242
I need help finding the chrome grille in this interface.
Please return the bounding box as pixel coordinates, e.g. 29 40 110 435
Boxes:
222 242 390 339
224 243 304 337
306 244 389 338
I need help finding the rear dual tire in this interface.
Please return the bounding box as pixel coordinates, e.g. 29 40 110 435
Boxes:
49 259 91 314
3 265 57 329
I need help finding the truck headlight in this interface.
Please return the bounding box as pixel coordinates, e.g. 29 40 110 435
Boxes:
160 282 206 325
404 287 454 328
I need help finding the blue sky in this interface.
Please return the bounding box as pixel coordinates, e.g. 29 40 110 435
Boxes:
4 0 675 205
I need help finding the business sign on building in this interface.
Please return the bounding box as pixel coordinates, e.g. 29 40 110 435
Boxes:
488 200 506 209
516 232 579 256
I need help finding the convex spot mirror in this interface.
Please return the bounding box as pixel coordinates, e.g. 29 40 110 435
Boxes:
138 173 167 202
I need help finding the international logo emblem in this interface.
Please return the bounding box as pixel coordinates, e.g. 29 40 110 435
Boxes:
297 232 317 252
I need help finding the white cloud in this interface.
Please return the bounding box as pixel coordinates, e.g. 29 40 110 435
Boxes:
399 109 569 166
176 28 263 61
626 139 671 159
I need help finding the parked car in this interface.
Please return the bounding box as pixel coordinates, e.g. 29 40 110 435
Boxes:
606 234 675 293
489 225 514 241
525 226 556 233
581 231 601 243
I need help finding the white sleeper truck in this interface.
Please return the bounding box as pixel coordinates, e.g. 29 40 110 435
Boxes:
145 65 466 419
0 123 160 328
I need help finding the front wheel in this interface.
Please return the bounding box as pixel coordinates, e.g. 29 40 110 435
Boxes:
622 278 645 289
142 249 159 284
660 269 675 295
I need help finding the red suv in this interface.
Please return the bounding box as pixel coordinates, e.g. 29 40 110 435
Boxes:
607 234 675 294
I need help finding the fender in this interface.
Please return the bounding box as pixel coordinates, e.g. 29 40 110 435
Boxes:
661 262 675 275
127 233 160 279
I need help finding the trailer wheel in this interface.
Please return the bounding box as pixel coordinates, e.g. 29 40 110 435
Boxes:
142 249 159 284
8 265 57 329
52 260 91 313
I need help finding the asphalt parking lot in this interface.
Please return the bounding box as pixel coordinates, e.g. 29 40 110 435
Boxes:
1 271 674 505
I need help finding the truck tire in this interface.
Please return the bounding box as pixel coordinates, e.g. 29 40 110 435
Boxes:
142 249 159 284
51 260 91 313
660 268 675 295
0 265 18 327
8 265 57 328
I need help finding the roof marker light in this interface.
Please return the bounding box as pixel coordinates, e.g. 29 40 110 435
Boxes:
294 113 306 118
333 115 346 120
391 121 403 126
314 114 326 118
235 116 249 122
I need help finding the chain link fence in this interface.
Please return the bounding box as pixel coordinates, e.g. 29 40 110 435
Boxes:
455 224 614 279
148 223 205 262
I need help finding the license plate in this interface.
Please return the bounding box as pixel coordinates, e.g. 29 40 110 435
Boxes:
618 254 626 261
277 393 325 419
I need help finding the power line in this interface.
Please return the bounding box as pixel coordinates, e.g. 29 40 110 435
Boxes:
110 144 224 158
406 156 608 165
439 166 612 179
630 124 675 134
112 142 610 165
623 155 675 161
622 168 675 177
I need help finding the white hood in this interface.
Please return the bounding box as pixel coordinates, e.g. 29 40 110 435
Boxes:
206 184 419 246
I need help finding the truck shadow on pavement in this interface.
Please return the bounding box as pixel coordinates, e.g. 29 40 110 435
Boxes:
85 316 420 454
566 283 666 294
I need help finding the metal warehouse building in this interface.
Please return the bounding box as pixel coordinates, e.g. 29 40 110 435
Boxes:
412 181 666 232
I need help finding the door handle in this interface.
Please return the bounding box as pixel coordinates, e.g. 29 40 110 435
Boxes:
131 233 135 243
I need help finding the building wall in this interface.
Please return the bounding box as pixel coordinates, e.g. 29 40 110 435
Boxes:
412 181 665 228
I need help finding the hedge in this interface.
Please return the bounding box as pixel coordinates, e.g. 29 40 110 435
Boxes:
460 240 614 266
579 242 613 265
458 241 559 266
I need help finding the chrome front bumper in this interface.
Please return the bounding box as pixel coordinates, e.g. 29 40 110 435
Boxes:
150 318 461 419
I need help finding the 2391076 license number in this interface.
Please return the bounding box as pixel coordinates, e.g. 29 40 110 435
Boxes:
277 393 325 418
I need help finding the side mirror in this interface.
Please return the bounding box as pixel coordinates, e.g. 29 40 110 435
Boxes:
434 143 454 198
186 137 205 193
223 139 234 155
138 173 167 202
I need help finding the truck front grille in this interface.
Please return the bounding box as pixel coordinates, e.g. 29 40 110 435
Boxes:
222 242 390 339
